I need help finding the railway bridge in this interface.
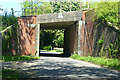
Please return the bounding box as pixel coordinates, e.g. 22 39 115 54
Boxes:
18 10 88 57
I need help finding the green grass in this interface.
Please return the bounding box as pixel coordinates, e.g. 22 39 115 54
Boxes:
2 69 19 79
48 50 57 52
41 50 56 52
41 50 63 54
49 50 63 53
0 56 40 61
70 54 120 70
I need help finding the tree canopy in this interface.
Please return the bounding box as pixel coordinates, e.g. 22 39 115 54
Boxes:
95 2 119 28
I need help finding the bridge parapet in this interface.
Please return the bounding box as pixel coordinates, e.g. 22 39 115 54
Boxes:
37 11 82 23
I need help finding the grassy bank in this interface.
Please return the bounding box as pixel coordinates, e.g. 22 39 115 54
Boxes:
1 56 40 61
70 54 120 70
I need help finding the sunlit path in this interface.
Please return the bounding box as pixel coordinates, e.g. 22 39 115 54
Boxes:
2 57 120 80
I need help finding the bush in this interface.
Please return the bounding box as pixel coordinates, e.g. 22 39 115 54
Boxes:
95 2 119 28
43 46 52 50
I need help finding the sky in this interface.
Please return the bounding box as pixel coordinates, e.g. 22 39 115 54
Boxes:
0 0 23 16
0 0 102 16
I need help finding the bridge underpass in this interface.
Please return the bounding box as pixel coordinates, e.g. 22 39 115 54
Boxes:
18 10 83 57
36 11 83 57
39 21 78 57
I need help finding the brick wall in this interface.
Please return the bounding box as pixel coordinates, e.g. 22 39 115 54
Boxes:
64 23 78 56
18 16 37 56
79 9 95 56
92 21 120 57
83 9 120 58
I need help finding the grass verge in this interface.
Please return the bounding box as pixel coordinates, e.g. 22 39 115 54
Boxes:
1 56 40 61
40 50 63 54
2 69 19 79
70 54 120 70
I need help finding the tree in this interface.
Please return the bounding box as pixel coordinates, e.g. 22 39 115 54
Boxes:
2 9 17 29
20 0 52 16
95 2 119 28
50 0 82 13
118 1 120 28
1 8 19 55
53 30 64 47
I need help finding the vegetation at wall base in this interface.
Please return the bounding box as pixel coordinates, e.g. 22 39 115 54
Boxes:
1 56 40 61
96 33 120 58
70 54 120 71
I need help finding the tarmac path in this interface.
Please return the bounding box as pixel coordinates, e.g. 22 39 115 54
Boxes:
2 57 120 80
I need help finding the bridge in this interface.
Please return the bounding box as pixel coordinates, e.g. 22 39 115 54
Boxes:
18 10 87 56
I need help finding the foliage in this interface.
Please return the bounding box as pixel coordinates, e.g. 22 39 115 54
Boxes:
2 8 18 30
43 46 52 50
50 0 96 12
97 39 103 46
40 30 64 49
96 34 104 56
71 54 120 70
21 0 93 15
119 1 120 28
96 33 120 58
1 8 19 55
20 0 52 16
106 35 120 58
40 30 55 47
95 2 119 28
2 70 19 79
50 1 80 13
0 15 2 31
1 56 40 61
108 44 118 58
53 30 64 47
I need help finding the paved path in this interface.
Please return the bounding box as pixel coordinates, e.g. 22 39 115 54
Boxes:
2 57 120 79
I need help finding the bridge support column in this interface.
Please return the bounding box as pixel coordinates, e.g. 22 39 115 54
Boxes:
77 21 82 56
36 24 40 56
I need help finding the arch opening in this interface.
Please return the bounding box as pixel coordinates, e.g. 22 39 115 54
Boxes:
39 21 78 57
